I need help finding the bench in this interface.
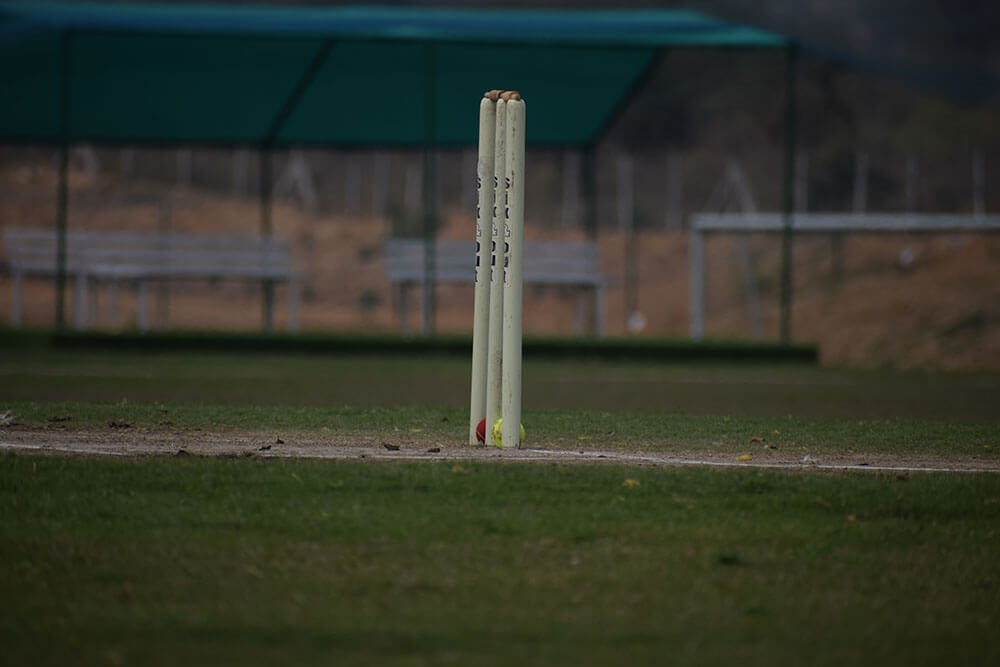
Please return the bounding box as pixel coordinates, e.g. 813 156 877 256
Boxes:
384 238 606 337
2 228 299 331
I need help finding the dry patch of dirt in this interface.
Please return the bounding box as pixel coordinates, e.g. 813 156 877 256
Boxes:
2 425 997 474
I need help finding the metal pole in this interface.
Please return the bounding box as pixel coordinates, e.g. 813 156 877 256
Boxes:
421 44 437 336
259 147 274 331
55 143 69 330
779 43 798 344
55 30 73 330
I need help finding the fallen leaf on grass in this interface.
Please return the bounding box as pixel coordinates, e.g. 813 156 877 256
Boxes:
259 444 272 452
383 443 400 451
0 411 17 426
737 455 752 462
750 436 765 443
426 447 441 453
623 478 641 488
275 437 284 444
175 449 190 457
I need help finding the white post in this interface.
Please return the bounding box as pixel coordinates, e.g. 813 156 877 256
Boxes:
501 95 525 451
484 97 507 443
470 95 496 444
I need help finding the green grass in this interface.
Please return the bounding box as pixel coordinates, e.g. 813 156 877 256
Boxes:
2 341 999 664
1 346 998 422
2 454 999 666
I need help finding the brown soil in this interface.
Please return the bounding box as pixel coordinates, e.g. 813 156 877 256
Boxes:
2 163 998 369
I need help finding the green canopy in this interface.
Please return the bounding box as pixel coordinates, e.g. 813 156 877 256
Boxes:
0 1 788 147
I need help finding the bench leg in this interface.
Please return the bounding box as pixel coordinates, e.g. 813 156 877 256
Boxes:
11 271 22 327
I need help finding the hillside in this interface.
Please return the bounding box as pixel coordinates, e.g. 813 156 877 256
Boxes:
1 162 997 369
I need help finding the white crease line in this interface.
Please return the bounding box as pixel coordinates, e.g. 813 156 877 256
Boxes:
521 448 1000 474
0 442 127 456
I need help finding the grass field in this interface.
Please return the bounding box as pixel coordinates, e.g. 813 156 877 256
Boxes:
3 454 1000 666
1 345 997 422
2 341 999 665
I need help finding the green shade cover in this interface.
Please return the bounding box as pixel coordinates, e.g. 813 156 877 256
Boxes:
0 2 787 147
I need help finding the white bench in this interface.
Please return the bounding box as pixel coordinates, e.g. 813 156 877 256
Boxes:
3 228 299 331
385 238 606 337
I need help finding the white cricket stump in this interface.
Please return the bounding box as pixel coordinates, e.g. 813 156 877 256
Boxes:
469 94 496 445
501 94 525 450
484 95 507 442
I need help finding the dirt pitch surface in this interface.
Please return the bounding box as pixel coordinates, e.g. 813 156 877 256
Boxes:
2 425 999 474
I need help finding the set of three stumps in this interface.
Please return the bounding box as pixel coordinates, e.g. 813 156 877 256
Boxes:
470 90 526 449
